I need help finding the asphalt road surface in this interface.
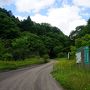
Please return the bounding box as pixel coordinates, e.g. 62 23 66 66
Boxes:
0 61 64 90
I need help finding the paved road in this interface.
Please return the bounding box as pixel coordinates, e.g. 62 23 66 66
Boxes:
0 61 63 90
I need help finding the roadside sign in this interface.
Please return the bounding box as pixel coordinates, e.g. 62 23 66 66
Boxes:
76 46 90 65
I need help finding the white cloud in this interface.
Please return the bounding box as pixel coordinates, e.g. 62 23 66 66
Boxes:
73 0 90 7
31 5 86 35
15 0 55 13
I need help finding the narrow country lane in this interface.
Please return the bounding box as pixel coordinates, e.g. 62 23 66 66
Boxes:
0 61 63 90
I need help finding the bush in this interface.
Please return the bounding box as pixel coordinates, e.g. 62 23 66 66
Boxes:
3 53 13 61
43 54 49 63
57 52 65 58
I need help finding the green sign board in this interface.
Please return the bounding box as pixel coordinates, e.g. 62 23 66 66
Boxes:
76 46 90 64
84 46 90 64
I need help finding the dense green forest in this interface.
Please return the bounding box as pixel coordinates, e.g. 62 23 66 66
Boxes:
0 7 90 61
0 8 70 61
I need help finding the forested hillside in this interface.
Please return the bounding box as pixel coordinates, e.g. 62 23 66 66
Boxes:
0 8 70 61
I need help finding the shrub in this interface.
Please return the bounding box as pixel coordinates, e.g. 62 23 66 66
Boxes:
57 52 65 58
3 53 13 61
43 54 49 63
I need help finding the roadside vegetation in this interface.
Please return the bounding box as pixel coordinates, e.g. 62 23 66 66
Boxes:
0 57 45 71
52 14 90 90
52 58 90 90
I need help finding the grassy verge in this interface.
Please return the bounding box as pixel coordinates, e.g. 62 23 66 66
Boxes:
0 57 44 71
52 58 90 90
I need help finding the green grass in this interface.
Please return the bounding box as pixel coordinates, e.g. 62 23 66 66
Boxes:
0 58 44 71
52 58 90 90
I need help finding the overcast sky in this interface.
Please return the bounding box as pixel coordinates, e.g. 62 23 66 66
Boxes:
0 0 90 35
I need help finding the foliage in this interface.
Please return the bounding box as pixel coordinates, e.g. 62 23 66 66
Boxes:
0 8 20 39
3 53 13 61
12 33 46 60
70 46 76 57
43 54 49 63
57 52 65 58
20 16 33 32
75 34 90 48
